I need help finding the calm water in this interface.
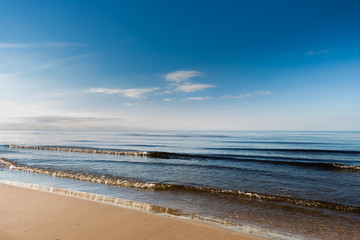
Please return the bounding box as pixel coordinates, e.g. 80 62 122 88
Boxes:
0 130 359 240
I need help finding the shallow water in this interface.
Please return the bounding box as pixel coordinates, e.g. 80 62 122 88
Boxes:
0 130 359 240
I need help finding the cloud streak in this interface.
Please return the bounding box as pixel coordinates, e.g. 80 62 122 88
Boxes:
0 115 126 130
0 53 92 80
305 49 329 55
87 87 160 99
224 91 271 99
164 70 201 83
176 83 214 93
0 42 87 49
164 70 214 93
184 97 212 101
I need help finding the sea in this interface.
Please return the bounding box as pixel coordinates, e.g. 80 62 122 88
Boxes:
0 130 359 240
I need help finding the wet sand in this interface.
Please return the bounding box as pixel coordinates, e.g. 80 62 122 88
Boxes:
0 183 267 240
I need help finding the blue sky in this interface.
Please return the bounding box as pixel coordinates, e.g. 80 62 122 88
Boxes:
0 0 359 130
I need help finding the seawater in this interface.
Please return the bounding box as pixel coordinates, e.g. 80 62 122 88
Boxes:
0 130 359 240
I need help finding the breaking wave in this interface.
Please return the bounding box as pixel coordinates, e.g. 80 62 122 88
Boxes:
9 145 149 157
9 145 360 172
204 147 360 155
1 157 359 213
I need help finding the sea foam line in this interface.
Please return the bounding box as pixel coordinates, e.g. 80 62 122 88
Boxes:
1 158 359 213
9 145 149 157
0 158 160 190
9 145 360 172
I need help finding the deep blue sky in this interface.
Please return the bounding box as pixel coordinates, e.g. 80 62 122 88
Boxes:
0 0 359 130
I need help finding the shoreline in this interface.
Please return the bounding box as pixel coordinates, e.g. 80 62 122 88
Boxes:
0 181 268 240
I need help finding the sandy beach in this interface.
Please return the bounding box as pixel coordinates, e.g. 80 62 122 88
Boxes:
0 183 267 240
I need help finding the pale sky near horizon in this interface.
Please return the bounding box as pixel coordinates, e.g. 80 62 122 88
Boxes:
0 0 359 130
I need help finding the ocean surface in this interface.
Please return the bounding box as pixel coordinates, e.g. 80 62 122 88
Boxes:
0 130 359 240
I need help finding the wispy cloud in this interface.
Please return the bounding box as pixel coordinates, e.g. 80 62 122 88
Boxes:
0 53 92 80
0 115 127 130
0 42 87 49
176 83 214 93
125 103 138 106
164 70 201 83
87 87 160 99
163 98 174 101
224 91 271 99
184 96 212 101
27 116 121 123
33 53 93 71
254 91 272 95
305 49 329 56
164 70 214 93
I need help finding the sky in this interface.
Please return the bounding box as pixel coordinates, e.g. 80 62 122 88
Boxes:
0 0 359 130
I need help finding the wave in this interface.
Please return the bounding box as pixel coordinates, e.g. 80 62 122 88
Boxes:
123 133 231 138
204 147 360 155
219 140 337 145
10 145 149 157
9 145 360 172
93 158 360 172
76 158 250 172
121 144 169 148
1 157 359 213
147 152 360 172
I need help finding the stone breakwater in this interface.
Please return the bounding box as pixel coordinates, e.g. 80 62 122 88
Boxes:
9 145 149 157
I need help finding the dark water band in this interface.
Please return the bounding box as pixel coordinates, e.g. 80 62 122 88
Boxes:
204 147 360 154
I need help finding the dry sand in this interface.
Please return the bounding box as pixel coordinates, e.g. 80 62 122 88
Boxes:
0 183 267 240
